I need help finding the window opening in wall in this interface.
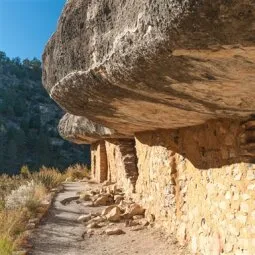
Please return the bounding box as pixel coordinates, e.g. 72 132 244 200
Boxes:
93 155 96 176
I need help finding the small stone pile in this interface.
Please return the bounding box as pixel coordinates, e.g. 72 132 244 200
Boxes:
77 184 150 237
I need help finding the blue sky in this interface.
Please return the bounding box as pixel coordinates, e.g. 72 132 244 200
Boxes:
0 0 66 60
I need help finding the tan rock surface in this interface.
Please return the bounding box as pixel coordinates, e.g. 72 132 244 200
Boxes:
43 0 255 135
101 205 118 216
77 214 91 223
58 113 127 144
105 228 125 235
106 207 121 222
94 194 112 206
126 203 145 217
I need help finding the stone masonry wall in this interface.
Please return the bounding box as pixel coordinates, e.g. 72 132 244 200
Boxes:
91 141 108 183
133 119 255 255
105 139 138 195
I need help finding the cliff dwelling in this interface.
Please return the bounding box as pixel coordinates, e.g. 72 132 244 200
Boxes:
42 0 255 254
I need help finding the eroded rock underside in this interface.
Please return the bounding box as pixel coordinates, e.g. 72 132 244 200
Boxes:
43 0 255 254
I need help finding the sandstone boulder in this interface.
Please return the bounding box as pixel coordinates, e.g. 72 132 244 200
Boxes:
126 203 145 217
106 207 121 222
105 228 125 235
89 216 106 224
94 194 112 206
121 212 132 220
87 222 101 229
101 205 118 216
114 195 124 204
125 220 140 227
77 214 91 223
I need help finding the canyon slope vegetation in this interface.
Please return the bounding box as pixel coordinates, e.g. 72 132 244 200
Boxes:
0 51 90 174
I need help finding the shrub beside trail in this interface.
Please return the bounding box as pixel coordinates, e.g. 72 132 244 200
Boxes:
0 164 90 254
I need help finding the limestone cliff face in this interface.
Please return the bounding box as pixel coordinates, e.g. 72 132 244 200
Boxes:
58 113 126 144
43 0 255 135
43 1 255 254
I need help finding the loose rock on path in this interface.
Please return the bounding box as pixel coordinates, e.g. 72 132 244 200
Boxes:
29 182 189 255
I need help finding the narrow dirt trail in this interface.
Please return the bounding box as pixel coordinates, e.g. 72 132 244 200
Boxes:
29 182 89 255
29 182 188 255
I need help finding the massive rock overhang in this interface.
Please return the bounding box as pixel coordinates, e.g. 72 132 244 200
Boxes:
43 0 255 143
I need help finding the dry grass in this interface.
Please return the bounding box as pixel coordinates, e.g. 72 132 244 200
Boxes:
0 236 14 255
0 208 28 254
0 164 90 253
32 166 64 191
0 175 27 209
65 164 90 181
